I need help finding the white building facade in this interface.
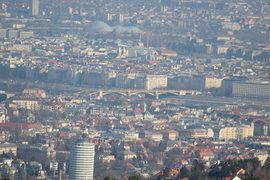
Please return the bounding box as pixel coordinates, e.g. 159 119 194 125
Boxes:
69 138 95 180
232 81 270 98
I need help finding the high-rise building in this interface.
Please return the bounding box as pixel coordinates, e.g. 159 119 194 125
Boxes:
0 29 6 39
19 31 34 38
69 136 95 180
31 0 39 16
8 29 18 39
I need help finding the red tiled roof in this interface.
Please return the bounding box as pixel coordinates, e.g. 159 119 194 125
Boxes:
58 132 67 137
134 108 144 113
0 122 42 129
181 178 189 180
252 119 266 123
200 151 214 157
94 142 100 146
125 163 134 167
135 139 148 143
148 61 160 65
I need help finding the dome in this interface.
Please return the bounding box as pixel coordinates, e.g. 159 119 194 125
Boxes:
87 21 113 32
113 26 141 33
113 25 125 32
125 26 141 33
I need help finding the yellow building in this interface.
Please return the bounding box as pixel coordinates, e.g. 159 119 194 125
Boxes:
219 127 253 140
11 97 40 111
190 129 208 138
0 143 17 156
118 150 136 160
22 88 46 98
163 130 179 140
161 51 177 57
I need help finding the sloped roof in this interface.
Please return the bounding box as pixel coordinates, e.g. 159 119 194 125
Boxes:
87 21 113 32
114 26 141 33
87 21 141 33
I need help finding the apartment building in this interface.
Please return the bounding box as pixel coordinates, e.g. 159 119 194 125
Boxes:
219 126 254 140
232 81 270 98
144 74 167 90
11 97 40 111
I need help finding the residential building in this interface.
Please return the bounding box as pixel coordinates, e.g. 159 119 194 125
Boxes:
205 76 222 89
22 89 46 98
144 74 167 90
190 129 208 138
11 97 40 111
0 143 17 156
219 127 254 140
116 73 136 89
19 31 34 39
220 77 248 96
7 29 18 39
163 130 178 140
0 29 6 39
232 81 270 98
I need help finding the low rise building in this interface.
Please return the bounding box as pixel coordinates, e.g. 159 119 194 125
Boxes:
0 143 17 156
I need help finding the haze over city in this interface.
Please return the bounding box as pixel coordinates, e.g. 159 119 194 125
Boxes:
0 0 269 179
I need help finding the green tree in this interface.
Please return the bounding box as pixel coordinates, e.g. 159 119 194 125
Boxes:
103 177 116 180
179 166 189 179
17 167 27 180
158 141 166 152
164 167 171 177
208 168 220 179
243 177 260 180
263 157 270 170
30 156 35 161
240 158 260 176
128 175 140 180
111 147 118 158
220 164 230 178
189 160 205 180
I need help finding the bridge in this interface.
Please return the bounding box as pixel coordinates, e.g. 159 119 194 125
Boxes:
78 89 202 99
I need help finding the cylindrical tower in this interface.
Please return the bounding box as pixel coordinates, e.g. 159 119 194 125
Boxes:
69 138 95 180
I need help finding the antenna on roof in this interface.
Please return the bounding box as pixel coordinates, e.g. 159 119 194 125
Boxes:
81 131 88 138
147 27 150 47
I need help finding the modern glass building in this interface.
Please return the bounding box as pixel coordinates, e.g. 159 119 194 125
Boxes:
69 137 95 180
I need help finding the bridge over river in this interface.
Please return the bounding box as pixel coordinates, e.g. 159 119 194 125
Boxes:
76 89 202 99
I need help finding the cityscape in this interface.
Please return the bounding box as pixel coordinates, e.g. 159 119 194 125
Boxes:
0 0 269 179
